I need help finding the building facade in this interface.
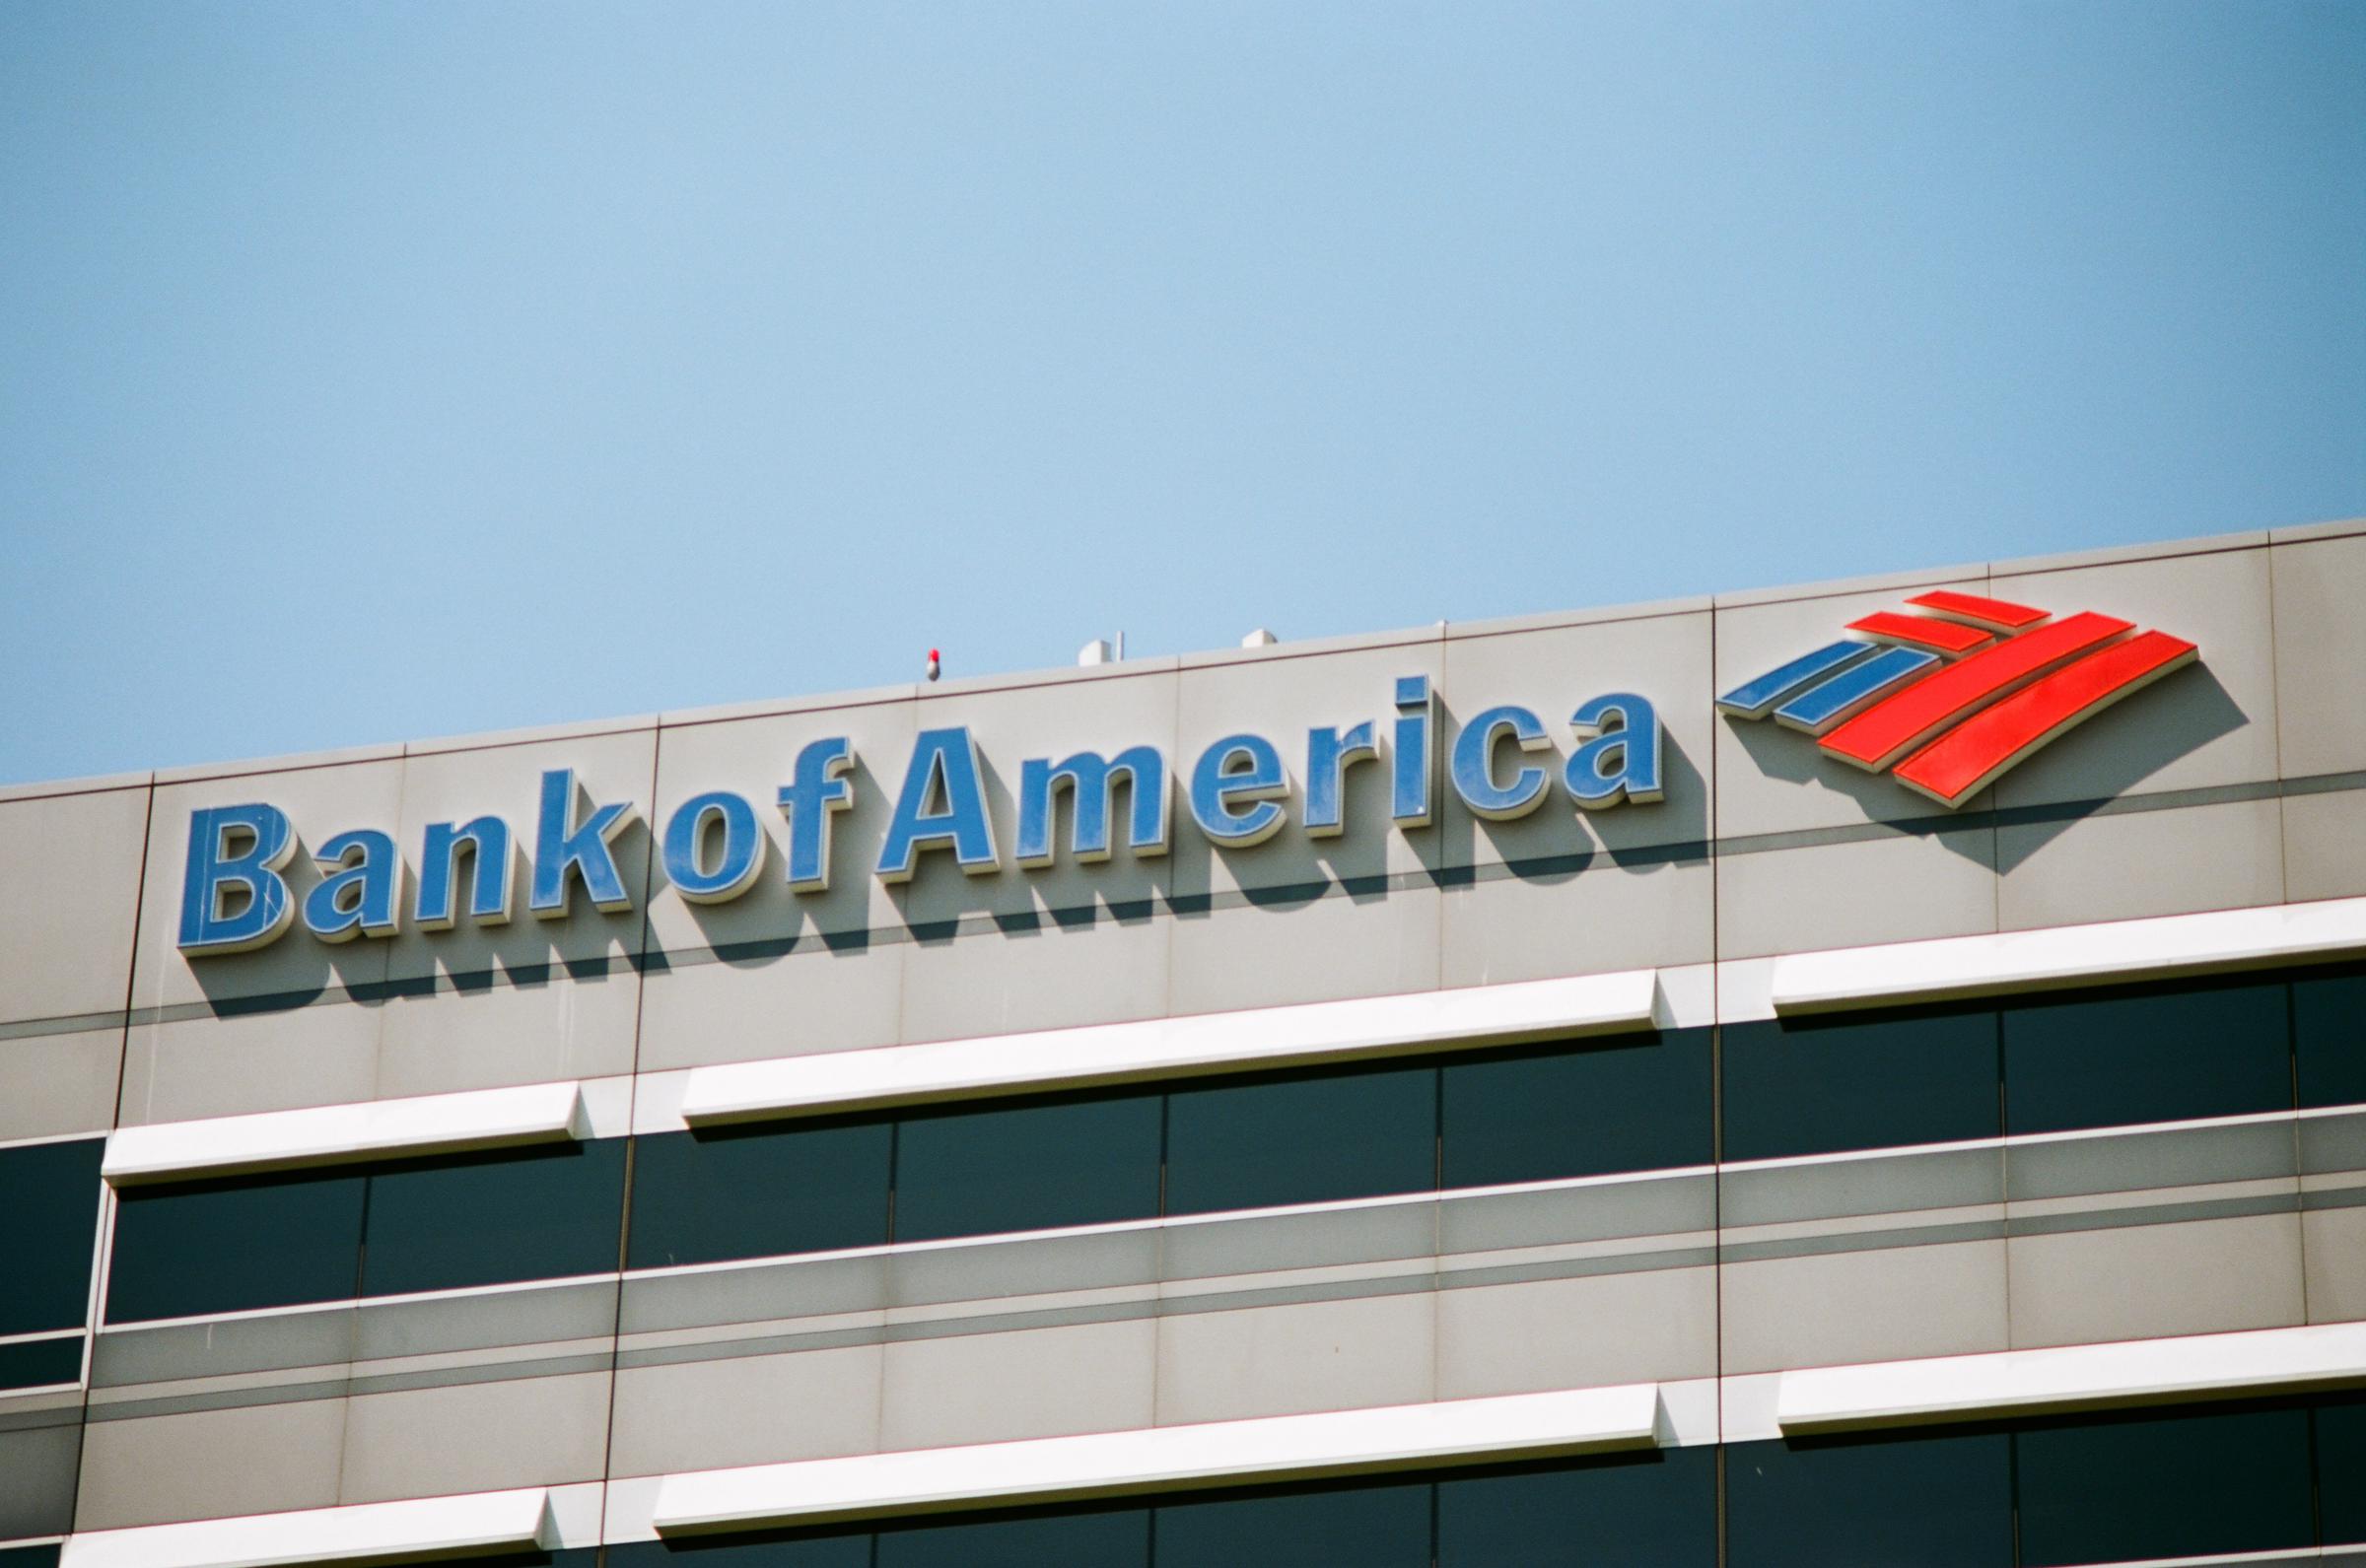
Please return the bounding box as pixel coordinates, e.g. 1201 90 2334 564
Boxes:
3 519 2363 1567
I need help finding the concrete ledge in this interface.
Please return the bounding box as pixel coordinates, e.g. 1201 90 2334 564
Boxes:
1770 896 2366 1014
652 1384 1665 1533
103 1081 589 1185
1776 1321 2366 1433
681 970 1661 1123
58 1487 553 1568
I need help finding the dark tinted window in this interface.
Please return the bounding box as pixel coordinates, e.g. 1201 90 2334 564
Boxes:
0 1137 104 1335
628 1122 891 1270
2296 966 2366 1109
1725 1430 2010 1568
1722 1008 1999 1162
1152 1479 1431 1568
876 1507 1148 1567
1165 1064 1435 1216
107 1167 365 1322
2015 1404 2314 1565
362 1140 627 1297
2005 975 2291 1135
893 1093 1162 1243
1443 1030 1712 1188
0 1334 82 1392
2319 1397 2366 1545
1437 1449 1715 1567
602 1536 869 1568
0 1548 62 1568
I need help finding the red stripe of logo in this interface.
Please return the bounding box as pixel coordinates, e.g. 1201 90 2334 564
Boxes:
1904 589 2052 629
1890 631 2200 806
1844 610 1995 655
1820 611 2133 771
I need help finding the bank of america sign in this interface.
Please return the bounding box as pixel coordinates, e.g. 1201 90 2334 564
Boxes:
1717 589 2198 808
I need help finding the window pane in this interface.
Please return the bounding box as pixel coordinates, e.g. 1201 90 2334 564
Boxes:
1725 1431 2010 1568
627 1122 891 1270
876 1507 1148 1567
0 1137 104 1335
1443 1030 1711 1188
107 1168 365 1322
2319 1396 2366 1545
602 1534 871 1568
2015 1404 2314 1566
2296 966 2366 1109
2005 976 2292 1135
362 1140 627 1297
1438 1449 1715 1567
1165 1065 1435 1216
0 1548 62 1568
1152 1479 1430 1568
1721 1008 1999 1163
0 1335 82 1393
893 1093 1162 1243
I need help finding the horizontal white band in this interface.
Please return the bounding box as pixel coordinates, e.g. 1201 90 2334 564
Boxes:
58 1486 552 1568
682 969 1660 1124
1777 1321 2366 1433
654 1383 1665 1533
103 1080 589 1185
1771 895 2366 1015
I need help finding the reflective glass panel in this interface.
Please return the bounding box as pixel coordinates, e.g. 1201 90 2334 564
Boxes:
1152 1479 1431 1568
1437 1448 1716 1567
2014 1403 2314 1565
0 1136 104 1335
1443 1029 1712 1188
2318 1396 2366 1545
627 1122 892 1270
2296 966 2366 1110
1165 1064 1436 1216
1721 1007 1999 1162
2004 975 2291 1135
893 1092 1162 1243
601 1536 870 1568
0 1335 82 1393
876 1506 1149 1567
1725 1430 2011 1568
107 1167 366 1322
362 1139 628 1297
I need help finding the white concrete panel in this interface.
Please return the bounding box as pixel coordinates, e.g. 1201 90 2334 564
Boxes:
0 784 150 1027
60 1487 550 1568
1996 797 2285 932
897 912 1169 1047
1772 892 2366 1013
1776 1319 2366 1432
118 1003 383 1127
1167 883 1441 1017
876 1319 1155 1451
103 1080 586 1185
1717 826 1996 963
653 1383 1662 1533
684 969 1657 1122
1989 546 2277 807
2272 533 2366 778
634 940 907 1072
2285 789 2366 905
0 1026 125 1140
607 1344 885 1479
374 974 639 1100
1440 855 1711 987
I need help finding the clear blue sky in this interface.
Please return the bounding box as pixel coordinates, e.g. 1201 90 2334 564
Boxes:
3 1 2360 784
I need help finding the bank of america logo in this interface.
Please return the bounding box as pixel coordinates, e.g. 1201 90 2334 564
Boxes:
1717 590 2199 808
